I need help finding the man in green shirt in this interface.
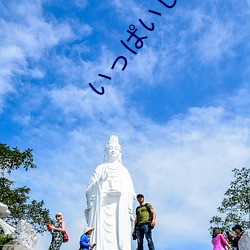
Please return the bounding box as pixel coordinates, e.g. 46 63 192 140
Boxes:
133 194 156 250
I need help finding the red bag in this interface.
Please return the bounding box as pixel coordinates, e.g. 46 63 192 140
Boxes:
46 224 52 232
62 231 69 242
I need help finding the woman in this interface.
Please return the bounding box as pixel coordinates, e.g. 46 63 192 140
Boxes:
79 227 96 250
49 212 66 250
212 227 232 250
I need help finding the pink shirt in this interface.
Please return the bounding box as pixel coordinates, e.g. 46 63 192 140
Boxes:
212 234 227 250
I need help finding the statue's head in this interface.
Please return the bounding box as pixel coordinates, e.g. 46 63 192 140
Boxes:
104 135 122 163
0 202 10 218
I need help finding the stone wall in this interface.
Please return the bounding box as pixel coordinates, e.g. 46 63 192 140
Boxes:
1 245 26 250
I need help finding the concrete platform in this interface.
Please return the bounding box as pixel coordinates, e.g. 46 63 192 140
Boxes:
1 245 26 250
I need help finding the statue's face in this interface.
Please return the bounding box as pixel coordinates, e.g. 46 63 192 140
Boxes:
107 142 121 160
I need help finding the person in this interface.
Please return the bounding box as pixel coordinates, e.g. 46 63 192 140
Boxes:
85 135 136 250
211 227 232 250
133 194 156 250
226 231 238 249
230 225 244 250
48 212 66 250
79 227 96 250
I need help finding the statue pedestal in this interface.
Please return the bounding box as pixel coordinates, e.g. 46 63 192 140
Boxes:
1 245 26 250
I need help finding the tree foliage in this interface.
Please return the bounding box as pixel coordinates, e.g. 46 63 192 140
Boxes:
0 234 14 246
210 167 250 232
0 143 52 233
0 144 36 175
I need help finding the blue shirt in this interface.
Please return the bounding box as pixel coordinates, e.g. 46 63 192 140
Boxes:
79 234 90 250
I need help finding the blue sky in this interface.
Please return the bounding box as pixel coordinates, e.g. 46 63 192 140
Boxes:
1 0 250 249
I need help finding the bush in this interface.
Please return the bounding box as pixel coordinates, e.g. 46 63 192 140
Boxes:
0 234 14 247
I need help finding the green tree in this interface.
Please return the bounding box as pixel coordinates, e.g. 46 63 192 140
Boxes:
210 167 250 232
0 143 52 233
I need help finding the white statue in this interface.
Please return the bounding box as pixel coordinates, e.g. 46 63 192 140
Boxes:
0 203 38 250
13 220 38 250
239 229 250 250
0 202 15 235
85 135 136 250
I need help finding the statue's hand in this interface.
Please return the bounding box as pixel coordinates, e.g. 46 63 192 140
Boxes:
129 213 135 222
101 171 108 181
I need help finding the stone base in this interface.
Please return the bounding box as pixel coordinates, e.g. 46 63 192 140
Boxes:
1 245 26 250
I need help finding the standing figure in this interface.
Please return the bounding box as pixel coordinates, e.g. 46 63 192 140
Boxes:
230 225 245 250
48 212 66 250
211 227 232 250
133 194 156 250
85 135 136 250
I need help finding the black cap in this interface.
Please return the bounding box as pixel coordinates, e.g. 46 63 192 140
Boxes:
136 194 144 198
232 225 243 231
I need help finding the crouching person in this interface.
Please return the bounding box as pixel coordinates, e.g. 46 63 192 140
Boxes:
79 227 96 250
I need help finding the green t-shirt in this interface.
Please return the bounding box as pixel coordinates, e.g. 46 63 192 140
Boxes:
136 203 153 225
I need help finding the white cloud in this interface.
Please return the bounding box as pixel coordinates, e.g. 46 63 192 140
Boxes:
0 1 75 111
73 0 88 9
124 46 161 87
151 5 245 68
48 84 126 120
196 20 235 63
111 0 145 21
219 83 250 115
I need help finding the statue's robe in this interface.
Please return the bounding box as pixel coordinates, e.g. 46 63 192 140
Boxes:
85 163 135 250
239 229 250 250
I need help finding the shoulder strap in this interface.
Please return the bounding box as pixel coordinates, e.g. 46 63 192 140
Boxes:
136 206 139 215
145 203 151 215
59 221 63 228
